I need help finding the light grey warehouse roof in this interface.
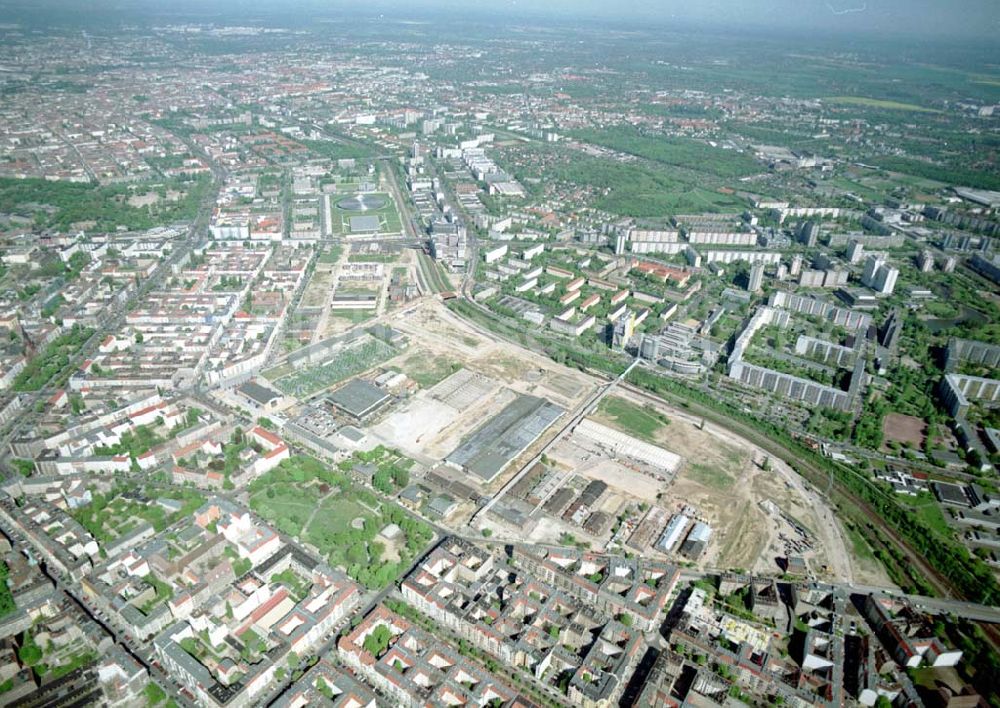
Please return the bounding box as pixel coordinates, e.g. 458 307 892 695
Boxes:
446 394 563 482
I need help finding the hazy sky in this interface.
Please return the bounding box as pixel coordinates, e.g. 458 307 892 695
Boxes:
376 0 998 38
3 0 999 39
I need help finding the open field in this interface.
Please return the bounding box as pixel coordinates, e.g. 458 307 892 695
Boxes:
326 309 376 330
685 463 736 491
824 96 941 112
610 389 883 585
592 395 670 443
395 353 462 388
882 412 926 449
299 264 336 309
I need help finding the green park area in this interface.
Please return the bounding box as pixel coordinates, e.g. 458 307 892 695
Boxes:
504 140 746 218
569 127 763 178
0 176 209 233
249 455 433 589
337 445 413 495
595 395 670 443
300 138 375 161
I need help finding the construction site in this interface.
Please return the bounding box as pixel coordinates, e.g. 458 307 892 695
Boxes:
268 296 875 587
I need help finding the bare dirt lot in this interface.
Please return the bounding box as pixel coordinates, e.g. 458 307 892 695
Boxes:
882 412 926 450
373 385 513 462
388 299 596 413
547 439 668 502
606 389 892 587
368 299 597 481
359 298 890 587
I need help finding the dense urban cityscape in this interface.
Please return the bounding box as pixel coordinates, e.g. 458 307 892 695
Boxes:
0 1 998 706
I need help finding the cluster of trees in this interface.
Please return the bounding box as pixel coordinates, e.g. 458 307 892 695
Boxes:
212 275 244 291
372 461 409 494
93 423 163 460
18 631 42 666
250 455 350 490
72 485 201 540
944 618 1000 708
13 325 94 392
853 395 888 449
744 350 838 388
361 624 392 657
875 156 1000 192
546 152 740 217
805 407 853 441
0 176 210 232
0 563 14 619
343 504 434 590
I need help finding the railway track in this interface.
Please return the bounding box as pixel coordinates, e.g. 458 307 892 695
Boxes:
617 379 1000 649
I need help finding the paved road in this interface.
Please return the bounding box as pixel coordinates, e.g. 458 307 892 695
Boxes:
0 179 217 470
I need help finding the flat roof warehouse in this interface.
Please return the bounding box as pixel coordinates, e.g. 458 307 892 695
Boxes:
327 379 391 421
445 394 564 483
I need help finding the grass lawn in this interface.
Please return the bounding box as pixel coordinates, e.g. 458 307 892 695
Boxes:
909 666 964 693
595 395 669 442
398 355 461 388
417 251 451 293
843 522 876 563
348 253 398 263
271 568 313 601
328 309 376 326
249 485 322 537
317 245 343 264
306 498 374 543
686 462 736 491
144 683 167 706
902 495 954 539
828 175 884 202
